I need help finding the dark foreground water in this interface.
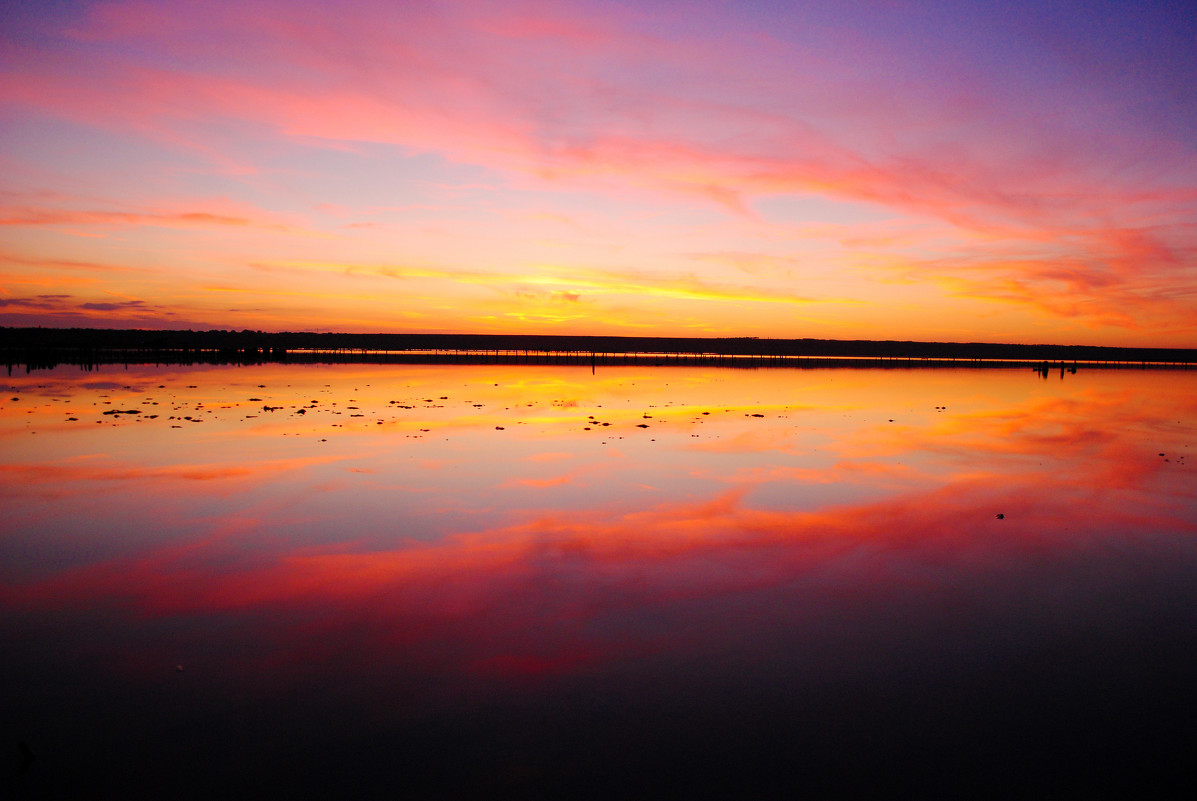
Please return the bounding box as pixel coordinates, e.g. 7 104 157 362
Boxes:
2 364 1195 798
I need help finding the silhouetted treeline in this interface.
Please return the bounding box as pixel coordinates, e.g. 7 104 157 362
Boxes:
2 327 1194 370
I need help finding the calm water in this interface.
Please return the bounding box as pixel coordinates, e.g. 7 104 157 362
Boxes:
3 363 1196 798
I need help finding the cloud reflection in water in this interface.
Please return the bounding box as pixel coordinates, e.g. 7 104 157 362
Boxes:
2 364 1195 797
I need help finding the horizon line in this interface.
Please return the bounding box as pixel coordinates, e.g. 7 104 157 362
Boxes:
3 326 1195 362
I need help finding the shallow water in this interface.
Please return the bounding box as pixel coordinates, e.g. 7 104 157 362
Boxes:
2 363 1196 797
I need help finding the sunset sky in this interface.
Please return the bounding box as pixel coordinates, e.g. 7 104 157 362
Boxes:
2 0 1195 345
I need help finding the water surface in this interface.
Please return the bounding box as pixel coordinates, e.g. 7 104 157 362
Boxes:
3 364 1196 797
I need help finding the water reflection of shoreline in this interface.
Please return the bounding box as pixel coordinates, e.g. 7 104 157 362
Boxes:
9 348 1197 375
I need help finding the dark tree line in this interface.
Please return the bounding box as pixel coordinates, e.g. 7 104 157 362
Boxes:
2 326 1194 367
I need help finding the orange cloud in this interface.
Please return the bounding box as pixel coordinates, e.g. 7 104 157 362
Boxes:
0 204 299 232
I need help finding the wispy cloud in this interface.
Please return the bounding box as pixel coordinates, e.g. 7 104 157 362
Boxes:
0 204 298 232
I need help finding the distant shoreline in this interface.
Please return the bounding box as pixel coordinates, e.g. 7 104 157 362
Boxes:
3 327 1195 371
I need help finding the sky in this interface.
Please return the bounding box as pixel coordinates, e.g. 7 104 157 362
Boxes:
2 0 1195 346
